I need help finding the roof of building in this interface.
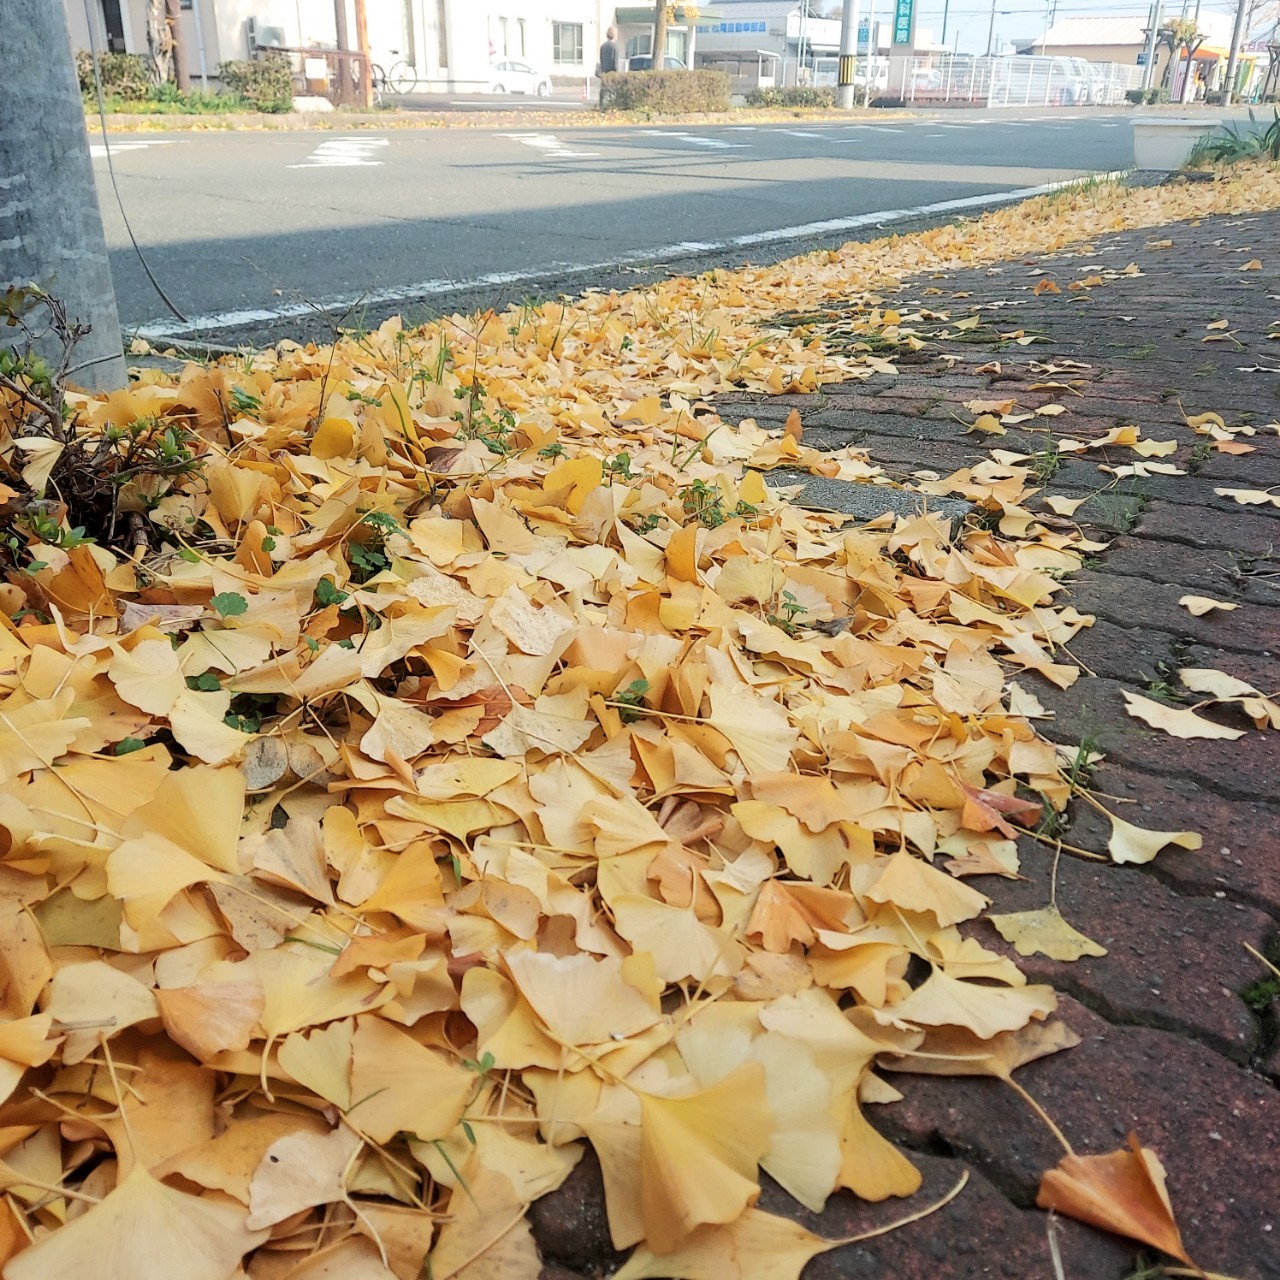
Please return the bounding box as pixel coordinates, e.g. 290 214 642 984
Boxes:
1036 11 1235 55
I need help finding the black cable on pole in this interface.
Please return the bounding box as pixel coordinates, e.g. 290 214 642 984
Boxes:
81 0 188 324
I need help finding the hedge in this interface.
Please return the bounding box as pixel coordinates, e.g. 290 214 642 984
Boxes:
745 86 836 108
218 53 293 112
76 51 151 100
600 70 730 113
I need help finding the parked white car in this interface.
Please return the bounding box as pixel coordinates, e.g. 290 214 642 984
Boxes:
486 60 553 96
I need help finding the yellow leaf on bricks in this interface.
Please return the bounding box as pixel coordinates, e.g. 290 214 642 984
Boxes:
1108 814 1203 865
989 906 1107 961
1178 595 1239 615
639 1064 771 1254
1038 1135 1194 1266
1121 690 1245 740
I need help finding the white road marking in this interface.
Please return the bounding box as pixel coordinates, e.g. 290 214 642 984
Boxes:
780 129 827 138
501 132 599 158
288 136 389 168
89 139 174 158
134 172 1126 340
935 123 973 129
649 131 747 149
855 125 904 133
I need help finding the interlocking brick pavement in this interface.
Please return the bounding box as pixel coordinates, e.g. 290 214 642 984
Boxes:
531 205 1280 1280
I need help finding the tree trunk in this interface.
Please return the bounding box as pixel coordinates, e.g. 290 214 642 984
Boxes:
653 2 668 68
146 0 172 85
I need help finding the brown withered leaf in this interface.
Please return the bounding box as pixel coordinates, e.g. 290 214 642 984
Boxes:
1037 1134 1193 1265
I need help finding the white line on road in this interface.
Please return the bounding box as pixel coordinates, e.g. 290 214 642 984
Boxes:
500 132 599 158
90 140 174 158
289 137 389 168
855 125 904 133
132 173 1124 340
649 131 748 148
779 130 827 138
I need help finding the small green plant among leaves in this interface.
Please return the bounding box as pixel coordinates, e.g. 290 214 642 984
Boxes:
613 679 650 723
0 286 206 570
347 511 402 584
452 380 518 456
678 479 757 529
767 590 808 636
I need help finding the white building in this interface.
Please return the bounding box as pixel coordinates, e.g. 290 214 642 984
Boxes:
67 0 618 92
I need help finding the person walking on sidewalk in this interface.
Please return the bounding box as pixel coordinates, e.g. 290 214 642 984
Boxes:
597 26 622 78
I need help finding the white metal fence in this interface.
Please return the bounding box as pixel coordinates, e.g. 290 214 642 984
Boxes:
887 54 1143 108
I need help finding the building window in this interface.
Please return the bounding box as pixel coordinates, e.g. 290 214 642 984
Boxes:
552 22 583 64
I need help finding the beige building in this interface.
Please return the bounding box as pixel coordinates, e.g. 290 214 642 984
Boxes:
67 0 615 91
1026 13 1243 94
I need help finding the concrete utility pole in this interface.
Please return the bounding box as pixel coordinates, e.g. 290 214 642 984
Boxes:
837 0 860 107
1223 0 1250 102
1141 1 1161 90
864 0 878 103
0 0 125 390
334 0 352 105
165 0 191 92
354 0 372 106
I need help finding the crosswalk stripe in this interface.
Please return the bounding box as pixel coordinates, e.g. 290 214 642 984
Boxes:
500 132 599 157
289 137 389 169
89 139 174 158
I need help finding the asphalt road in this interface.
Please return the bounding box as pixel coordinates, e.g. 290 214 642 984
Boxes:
92 109 1141 347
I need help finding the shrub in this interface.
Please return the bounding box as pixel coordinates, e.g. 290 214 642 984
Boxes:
75 50 151 100
745 86 836 108
1189 108 1280 165
599 69 730 113
218 53 293 112
1125 88 1145 105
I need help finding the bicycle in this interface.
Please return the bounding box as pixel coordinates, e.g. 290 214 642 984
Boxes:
371 51 419 96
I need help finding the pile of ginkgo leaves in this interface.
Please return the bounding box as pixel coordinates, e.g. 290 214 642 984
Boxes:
0 166 1277 1280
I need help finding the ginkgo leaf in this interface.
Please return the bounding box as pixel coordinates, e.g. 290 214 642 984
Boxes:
247 1125 362 1229
639 1064 772 1254
1178 595 1239 616
881 969 1056 1039
4 1164 268 1280
504 950 661 1047
1177 667 1260 700
1121 691 1245 740
1107 815 1202 865
612 1208 859 1280
989 906 1107 961
156 980 265 1060
1037 1134 1193 1266
865 850 990 927
346 1014 473 1143
45 960 161 1064
1214 486 1280 508
427 1160 540 1280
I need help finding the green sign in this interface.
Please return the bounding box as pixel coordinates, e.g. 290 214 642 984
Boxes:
892 0 914 46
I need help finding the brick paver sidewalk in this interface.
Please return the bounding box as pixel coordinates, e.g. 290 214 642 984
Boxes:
534 207 1280 1279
